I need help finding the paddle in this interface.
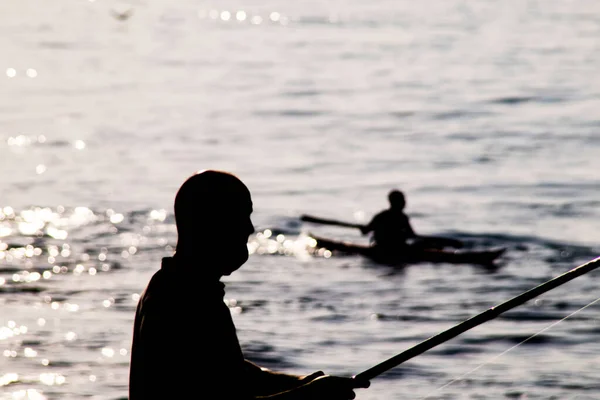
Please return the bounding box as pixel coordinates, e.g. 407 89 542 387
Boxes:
352 256 600 383
300 214 464 249
300 214 364 230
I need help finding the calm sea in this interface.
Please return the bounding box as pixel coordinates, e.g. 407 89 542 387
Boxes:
1 1 600 399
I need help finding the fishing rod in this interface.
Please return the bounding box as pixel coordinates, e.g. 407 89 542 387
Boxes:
352 256 600 383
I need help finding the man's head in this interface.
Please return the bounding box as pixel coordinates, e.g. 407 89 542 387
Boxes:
174 169 255 276
388 190 406 210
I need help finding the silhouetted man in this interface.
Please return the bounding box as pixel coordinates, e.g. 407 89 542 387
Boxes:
129 169 369 399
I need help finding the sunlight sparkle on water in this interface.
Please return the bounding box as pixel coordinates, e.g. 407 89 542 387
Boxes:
12 271 42 283
103 298 115 308
24 348 38 358
248 231 317 259
0 226 11 237
39 373 65 386
0 207 82 240
200 9 287 25
73 264 85 275
109 213 124 224
0 373 18 386
46 226 67 240
8 389 47 400
7 135 30 147
48 247 59 258
18 221 43 235
101 347 115 357
150 209 167 221
0 327 14 340
6 135 46 148
224 298 237 307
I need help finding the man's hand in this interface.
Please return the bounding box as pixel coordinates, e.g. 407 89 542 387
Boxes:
300 375 370 400
297 371 325 384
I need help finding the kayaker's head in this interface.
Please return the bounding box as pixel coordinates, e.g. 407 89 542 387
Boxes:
174 169 255 277
388 190 406 210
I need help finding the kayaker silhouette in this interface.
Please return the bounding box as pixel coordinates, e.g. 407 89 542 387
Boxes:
361 189 463 251
129 169 369 400
360 190 415 248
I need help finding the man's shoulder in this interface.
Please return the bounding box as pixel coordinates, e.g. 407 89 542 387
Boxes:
139 258 180 300
145 258 225 300
374 209 391 218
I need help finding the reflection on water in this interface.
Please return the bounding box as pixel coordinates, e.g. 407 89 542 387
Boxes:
2 0 600 398
0 204 599 399
248 229 330 259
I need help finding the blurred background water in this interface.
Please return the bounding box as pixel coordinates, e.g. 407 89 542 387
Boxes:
1 0 600 399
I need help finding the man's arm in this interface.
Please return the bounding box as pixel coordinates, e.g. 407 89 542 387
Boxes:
243 360 324 395
243 360 370 399
402 214 417 237
360 213 380 235
255 374 370 400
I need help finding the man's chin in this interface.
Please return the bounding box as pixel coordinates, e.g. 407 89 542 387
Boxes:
221 256 248 276
222 266 240 276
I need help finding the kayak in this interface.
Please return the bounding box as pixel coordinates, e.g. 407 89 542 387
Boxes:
307 233 506 266
300 214 465 249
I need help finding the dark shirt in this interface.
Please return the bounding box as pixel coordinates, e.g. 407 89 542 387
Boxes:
129 256 248 399
364 209 415 249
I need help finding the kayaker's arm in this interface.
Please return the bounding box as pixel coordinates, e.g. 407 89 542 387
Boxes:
401 214 417 237
359 218 374 235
